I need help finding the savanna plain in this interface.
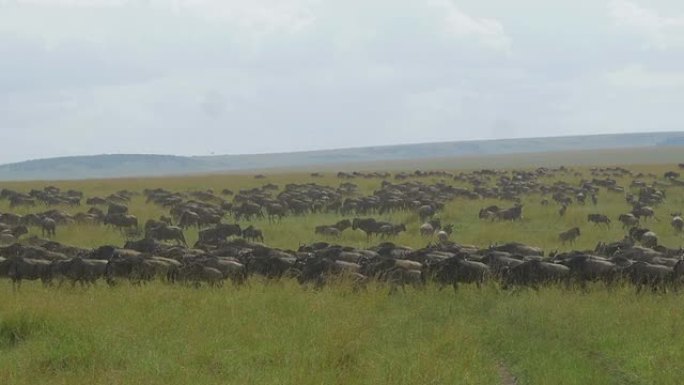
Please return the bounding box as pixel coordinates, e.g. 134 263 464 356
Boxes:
2 160 684 385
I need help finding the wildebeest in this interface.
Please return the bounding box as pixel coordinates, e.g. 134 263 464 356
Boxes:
147 225 187 246
352 218 391 239
378 223 406 238
428 254 490 291
197 223 242 244
176 263 225 287
52 257 108 286
242 225 264 243
107 202 128 216
640 231 658 248
624 261 674 293
41 217 57 237
178 211 200 229
631 205 655 221
495 204 523 221
587 214 610 226
315 219 352 236
671 216 683 232
558 255 620 288
417 205 435 221
559 227 580 244
6 256 53 289
104 214 139 231
503 260 570 290
618 213 639 229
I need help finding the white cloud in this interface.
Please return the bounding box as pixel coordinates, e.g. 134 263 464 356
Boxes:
606 64 684 87
430 0 510 51
608 0 684 49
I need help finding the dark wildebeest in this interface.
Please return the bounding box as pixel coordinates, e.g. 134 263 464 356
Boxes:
41 217 57 237
502 260 570 290
242 225 264 243
618 213 639 229
671 216 683 232
559 227 580 244
428 254 490 292
632 206 655 221
147 225 187 246
478 205 499 220
418 205 435 222
177 264 225 287
104 214 139 231
107 202 128 216
6 256 53 290
587 214 611 226
378 224 406 238
178 211 200 229
624 261 674 293
315 227 341 237
559 255 620 288
495 205 523 221
52 257 108 287
197 223 242 244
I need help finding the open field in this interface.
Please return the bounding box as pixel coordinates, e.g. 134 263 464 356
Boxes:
1 161 684 384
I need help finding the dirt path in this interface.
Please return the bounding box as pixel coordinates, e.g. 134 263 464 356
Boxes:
497 361 518 385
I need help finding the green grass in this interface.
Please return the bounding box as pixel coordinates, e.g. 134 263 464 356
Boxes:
1 163 684 384
2 282 684 384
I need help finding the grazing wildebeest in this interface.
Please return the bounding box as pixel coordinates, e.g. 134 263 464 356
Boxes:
9 196 36 208
178 211 200 229
631 205 655 221
104 214 139 231
41 217 57 237
502 260 570 290
420 222 435 237
428 254 490 292
559 255 620 288
618 213 639 229
624 261 673 293
107 202 128 216
242 225 264 243
147 225 187 246
496 204 523 221
177 264 225 287
436 231 450 243
378 224 406 238
671 216 683 232
315 219 352 236
6 256 53 290
478 205 499 220
53 257 108 287
197 223 242 244
352 218 385 239
559 227 580 244
417 205 435 221
640 231 658 248
315 227 341 237
587 214 611 226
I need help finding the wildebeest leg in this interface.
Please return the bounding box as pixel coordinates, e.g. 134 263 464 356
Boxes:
452 281 459 293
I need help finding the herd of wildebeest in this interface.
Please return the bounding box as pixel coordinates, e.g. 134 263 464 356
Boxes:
1 164 684 293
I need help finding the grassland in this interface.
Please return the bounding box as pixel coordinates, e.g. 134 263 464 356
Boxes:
1 162 684 384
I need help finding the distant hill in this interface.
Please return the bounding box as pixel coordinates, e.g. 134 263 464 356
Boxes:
1 132 683 181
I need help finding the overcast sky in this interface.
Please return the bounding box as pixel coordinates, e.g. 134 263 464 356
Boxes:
0 0 683 164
